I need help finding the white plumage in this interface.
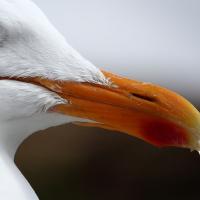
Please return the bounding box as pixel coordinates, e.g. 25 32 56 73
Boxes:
0 0 107 83
0 0 107 199
0 0 200 200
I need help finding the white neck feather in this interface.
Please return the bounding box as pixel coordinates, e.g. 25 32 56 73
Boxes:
0 113 77 200
0 0 105 199
0 152 38 200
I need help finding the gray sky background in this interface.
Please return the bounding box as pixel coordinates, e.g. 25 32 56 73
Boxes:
33 0 200 105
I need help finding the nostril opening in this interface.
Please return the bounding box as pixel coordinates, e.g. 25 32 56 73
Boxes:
131 93 157 102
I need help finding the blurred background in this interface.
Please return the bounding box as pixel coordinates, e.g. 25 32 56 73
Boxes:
15 0 200 199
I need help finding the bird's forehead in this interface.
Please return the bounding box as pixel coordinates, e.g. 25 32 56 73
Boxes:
0 0 47 20
0 0 53 33
0 0 109 85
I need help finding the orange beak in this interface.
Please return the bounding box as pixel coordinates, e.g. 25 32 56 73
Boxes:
8 70 200 150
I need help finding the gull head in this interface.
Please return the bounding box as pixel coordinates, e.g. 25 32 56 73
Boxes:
0 0 200 153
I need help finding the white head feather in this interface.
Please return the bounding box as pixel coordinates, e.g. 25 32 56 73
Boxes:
0 0 109 121
0 1 110 199
0 0 108 83
0 0 109 157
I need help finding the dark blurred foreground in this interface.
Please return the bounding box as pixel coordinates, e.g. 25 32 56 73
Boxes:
15 123 200 200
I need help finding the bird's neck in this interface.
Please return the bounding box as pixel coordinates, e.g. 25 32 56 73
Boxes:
0 150 39 200
0 113 73 200
0 113 71 158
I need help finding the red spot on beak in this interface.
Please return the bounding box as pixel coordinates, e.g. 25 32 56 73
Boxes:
140 118 189 148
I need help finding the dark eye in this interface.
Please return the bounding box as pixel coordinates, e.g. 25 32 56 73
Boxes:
131 92 157 102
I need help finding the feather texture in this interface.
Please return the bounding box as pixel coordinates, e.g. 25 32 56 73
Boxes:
0 0 108 84
0 1 107 199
